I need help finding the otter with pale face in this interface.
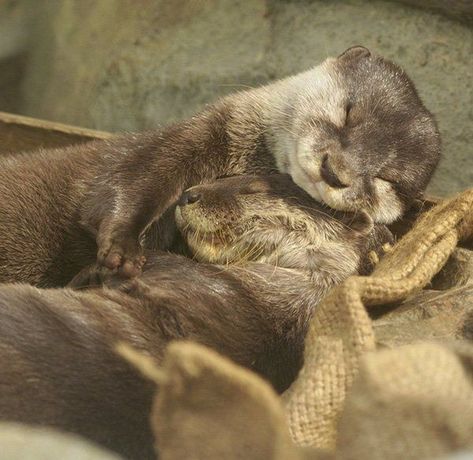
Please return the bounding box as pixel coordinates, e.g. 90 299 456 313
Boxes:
0 46 439 283
79 45 439 275
268 47 440 223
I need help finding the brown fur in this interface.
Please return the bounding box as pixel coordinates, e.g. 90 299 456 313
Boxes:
0 147 99 286
174 174 390 278
0 146 180 287
79 46 439 274
0 175 391 459
0 47 438 282
0 255 306 459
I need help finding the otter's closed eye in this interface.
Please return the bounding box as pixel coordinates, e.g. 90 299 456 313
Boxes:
344 102 354 126
375 175 395 185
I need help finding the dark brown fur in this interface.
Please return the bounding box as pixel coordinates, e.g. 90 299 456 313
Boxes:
0 254 328 459
0 146 181 287
0 175 391 459
0 47 438 282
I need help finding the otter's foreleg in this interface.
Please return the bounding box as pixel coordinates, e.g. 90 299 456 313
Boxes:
82 133 232 276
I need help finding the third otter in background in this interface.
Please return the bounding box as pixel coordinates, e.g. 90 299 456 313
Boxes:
81 46 440 275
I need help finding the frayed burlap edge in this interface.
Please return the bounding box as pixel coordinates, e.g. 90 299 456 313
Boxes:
283 188 473 449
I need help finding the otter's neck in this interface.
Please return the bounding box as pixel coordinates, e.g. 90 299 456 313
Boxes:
221 80 300 175
223 68 322 175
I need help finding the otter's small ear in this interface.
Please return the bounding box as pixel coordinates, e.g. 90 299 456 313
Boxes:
338 45 371 60
349 210 374 235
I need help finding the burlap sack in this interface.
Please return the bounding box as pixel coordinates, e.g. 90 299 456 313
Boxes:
119 342 314 460
140 340 473 460
282 279 375 449
337 342 473 460
122 189 473 459
284 188 473 449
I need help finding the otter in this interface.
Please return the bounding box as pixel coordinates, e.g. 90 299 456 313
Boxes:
0 175 392 459
80 45 440 275
0 148 180 287
0 46 439 285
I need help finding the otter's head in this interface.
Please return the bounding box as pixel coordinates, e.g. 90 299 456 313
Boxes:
273 46 440 224
175 174 382 278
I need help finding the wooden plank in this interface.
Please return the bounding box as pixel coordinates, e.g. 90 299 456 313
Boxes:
0 111 112 155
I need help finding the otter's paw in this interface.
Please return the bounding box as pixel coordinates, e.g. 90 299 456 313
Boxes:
68 264 116 289
97 234 146 278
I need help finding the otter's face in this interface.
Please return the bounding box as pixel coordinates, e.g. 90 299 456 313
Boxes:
175 174 373 275
279 46 440 224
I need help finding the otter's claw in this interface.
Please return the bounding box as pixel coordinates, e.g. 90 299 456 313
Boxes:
97 235 146 278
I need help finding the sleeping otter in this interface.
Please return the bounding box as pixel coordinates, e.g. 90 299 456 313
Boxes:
80 45 440 275
0 174 392 459
0 46 439 284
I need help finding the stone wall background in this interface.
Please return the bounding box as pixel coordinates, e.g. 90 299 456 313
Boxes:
0 0 471 196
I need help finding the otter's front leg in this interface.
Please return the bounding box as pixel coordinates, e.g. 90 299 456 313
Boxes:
99 179 187 276
81 167 185 276
81 128 231 276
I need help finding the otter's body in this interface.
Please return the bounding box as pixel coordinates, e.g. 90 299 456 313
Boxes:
0 147 100 286
0 47 439 282
0 254 325 459
0 175 392 459
82 46 440 274
0 143 180 287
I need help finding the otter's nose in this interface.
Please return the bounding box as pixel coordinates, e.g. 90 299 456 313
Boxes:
320 155 348 189
178 190 202 206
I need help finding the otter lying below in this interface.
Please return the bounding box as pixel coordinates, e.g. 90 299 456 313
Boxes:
0 175 391 459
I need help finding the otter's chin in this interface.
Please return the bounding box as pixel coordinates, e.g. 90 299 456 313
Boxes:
314 181 358 212
186 235 227 264
174 207 231 262
289 158 323 203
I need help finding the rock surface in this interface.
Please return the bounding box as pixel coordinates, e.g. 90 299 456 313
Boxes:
0 0 471 196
